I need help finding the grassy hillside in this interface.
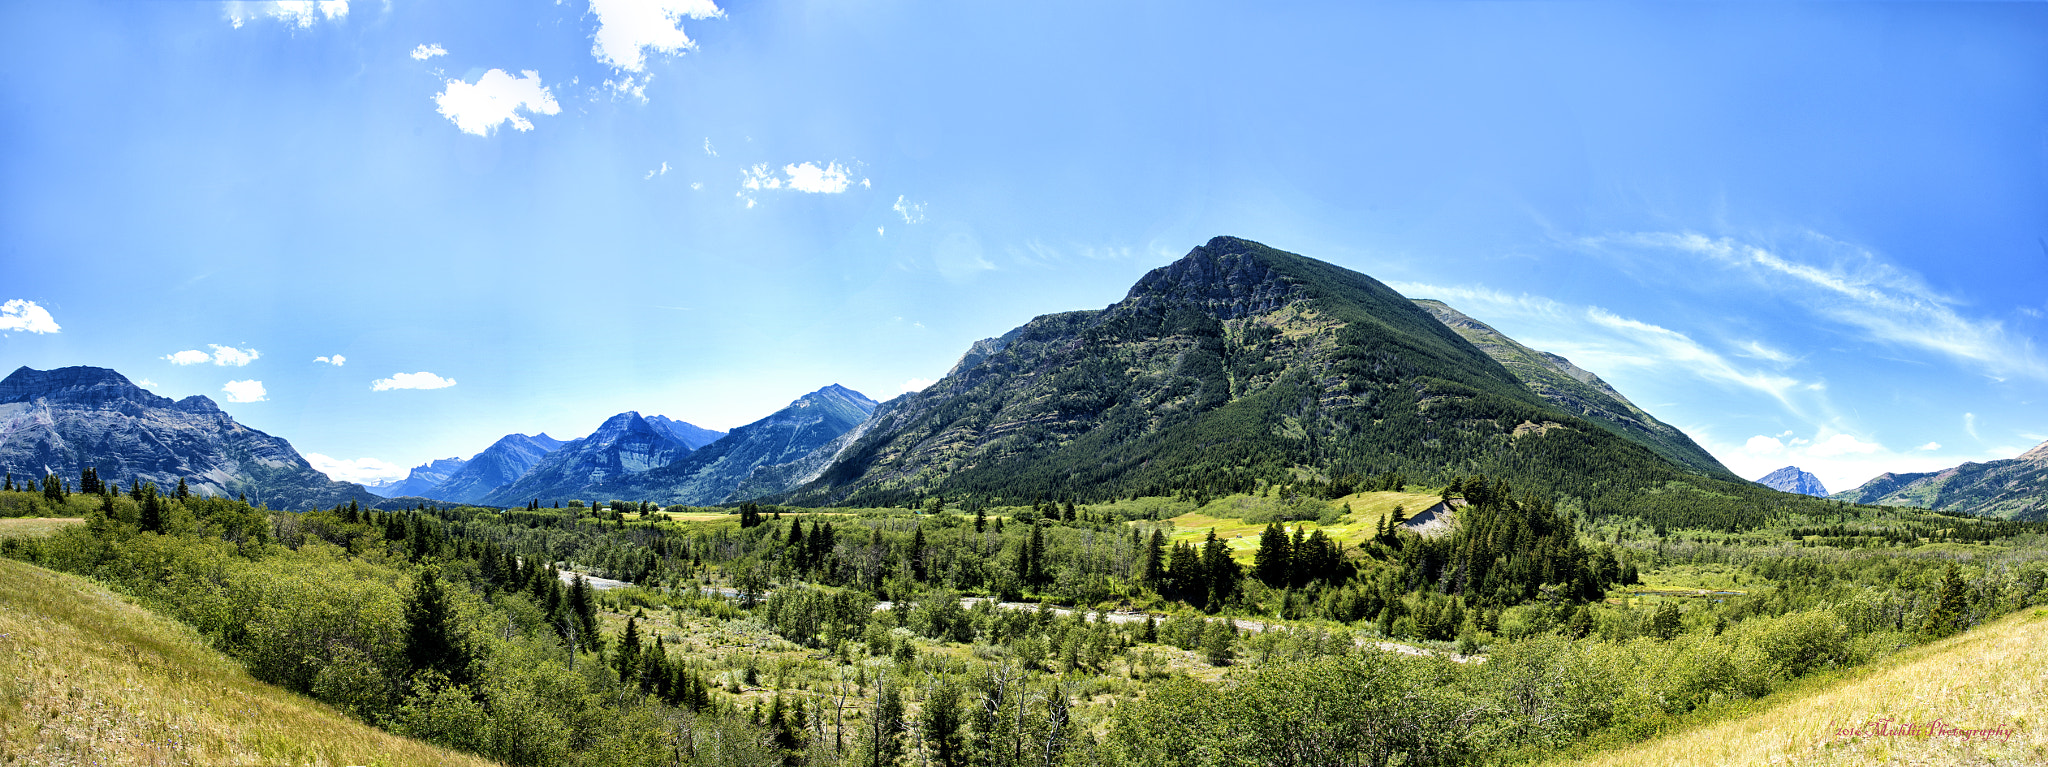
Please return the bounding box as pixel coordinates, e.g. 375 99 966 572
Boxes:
1561 608 2048 766
0 556 498 767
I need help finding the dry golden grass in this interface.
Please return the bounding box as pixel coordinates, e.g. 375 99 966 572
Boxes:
0 517 84 538
0 557 499 767
1564 609 2048 767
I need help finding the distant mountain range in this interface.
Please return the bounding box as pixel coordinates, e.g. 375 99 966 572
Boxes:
368 456 470 498
1834 441 2048 519
1755 466 1829 496
560 385 879 506
0 366 391 510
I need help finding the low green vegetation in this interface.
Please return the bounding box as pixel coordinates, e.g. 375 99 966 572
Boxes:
5 469 2048 766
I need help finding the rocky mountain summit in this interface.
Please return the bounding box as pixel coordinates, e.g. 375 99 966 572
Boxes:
479 412 701 506
369 456 470 498
1834 440 2048 518
0 365 385 510
1755 466 1829 496
576 384 879 506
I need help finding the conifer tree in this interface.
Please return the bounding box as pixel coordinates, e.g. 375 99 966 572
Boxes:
1254 522 1292 589
855 677 906 767
404 566 470 684
921 679 966 767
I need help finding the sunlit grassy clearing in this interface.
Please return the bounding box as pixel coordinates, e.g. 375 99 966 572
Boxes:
1162 490 1444 559
0 557 499 767
1561 609 2048 767
0 517 83 538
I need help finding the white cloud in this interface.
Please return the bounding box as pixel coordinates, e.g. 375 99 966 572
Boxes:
208 345 260 366
221 380 267 403
1965 412 1979 440
165 344 259 366
304 453 406 485
588 0 725 73
644 161 670 180
1606 231 2048 382
703 137 717 157
371 371 457 391
411 43 447 60
0 299 59 334
689 181 702 190
137 379 159 389
1743 435 1785 455
1736 340 1794 364
1917 442 1942 451
434 70 561 137
226 1 348 29
1807 433 1883 458
315 355 346 366
877 226 885 237
893 196 926 224
901 378 935 393
737 161 857 206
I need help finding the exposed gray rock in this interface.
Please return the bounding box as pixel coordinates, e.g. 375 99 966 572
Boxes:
1755 466 1829 496
577 384 879 506
0 365 385 510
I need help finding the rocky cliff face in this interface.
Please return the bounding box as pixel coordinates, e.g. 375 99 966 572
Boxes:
1833 440 2048 518
578 384 879 506
424 433 566 504
1755 466 1829 496
369 456 469 498
1413 300 1733 478
479 413 698 506
0 366 384 510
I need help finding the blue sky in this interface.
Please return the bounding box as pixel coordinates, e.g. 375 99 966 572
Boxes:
2 1 2044 494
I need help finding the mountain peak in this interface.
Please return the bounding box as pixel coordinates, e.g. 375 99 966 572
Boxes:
1 365 167 408
1756 466 1829 496
1123 237 1308 319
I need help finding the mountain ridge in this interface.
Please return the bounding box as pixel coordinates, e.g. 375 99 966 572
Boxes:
1833 440 2048 518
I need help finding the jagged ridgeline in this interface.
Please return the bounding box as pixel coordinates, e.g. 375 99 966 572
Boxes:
781 237 1753 518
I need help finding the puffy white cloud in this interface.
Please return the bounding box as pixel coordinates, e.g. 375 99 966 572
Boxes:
304 453 406 485
1743 435 1785 455
877 226 885 237
434 70 561 137
315 355 346 366
226 1 348 29
588 0 725 72
0 299 59 334
137 379 159 389
689 181 703 190
371 371 457 391
208 345 260 367
901 378 935 393
411 43 448 60
893 196 926 224
165 345 259 366
1917 442 1942 451
221 380 267 403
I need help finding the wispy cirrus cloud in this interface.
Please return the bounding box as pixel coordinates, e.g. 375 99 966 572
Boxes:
226 1 347 29
1593 232 2048 382
371 371 457 391
434 70 561 137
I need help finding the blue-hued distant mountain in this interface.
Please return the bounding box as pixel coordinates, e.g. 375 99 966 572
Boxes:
569 385 879 506
0 365 392 510
477 412 709 506
1755 466 1829 497
421 432 568 504
1833 440 2048 519
368 456 470 498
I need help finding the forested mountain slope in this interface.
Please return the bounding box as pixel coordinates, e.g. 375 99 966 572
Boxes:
779 237 1770 526
1411 299 1734 478
0 366 386 511
1834 439 2048 519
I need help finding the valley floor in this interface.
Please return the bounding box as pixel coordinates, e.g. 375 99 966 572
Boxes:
1562 608 2048 766
0 557 498 767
